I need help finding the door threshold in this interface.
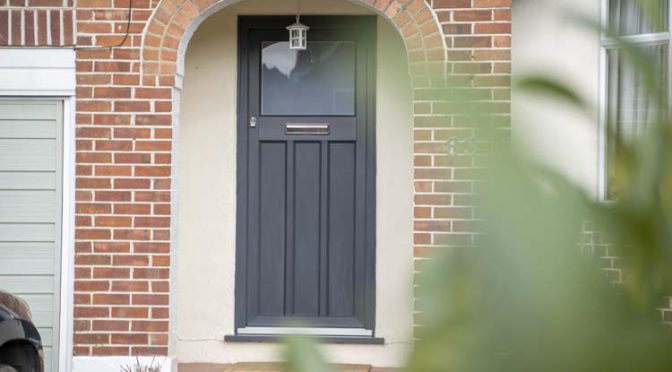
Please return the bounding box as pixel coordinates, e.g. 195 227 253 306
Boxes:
224 333 385 345
178 362 373 372
237 326 373 336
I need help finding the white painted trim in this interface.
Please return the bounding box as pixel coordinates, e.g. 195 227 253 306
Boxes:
598 0 608 200
0 49 76 96
72 356 172 372
0 89 77 96
59 96 76 372
236 327 374 337
598 44 608 200
600 0 608 48
168 78 183 372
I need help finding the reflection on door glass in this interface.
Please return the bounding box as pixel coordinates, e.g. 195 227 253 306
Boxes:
261 41 355 116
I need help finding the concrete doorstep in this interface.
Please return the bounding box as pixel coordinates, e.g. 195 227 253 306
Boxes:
178 363 376 372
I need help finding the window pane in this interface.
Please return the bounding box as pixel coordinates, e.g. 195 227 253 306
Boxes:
606 44 668 198
609 0 669 35
261 41 355 116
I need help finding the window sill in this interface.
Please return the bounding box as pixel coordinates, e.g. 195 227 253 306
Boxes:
224 334 385 345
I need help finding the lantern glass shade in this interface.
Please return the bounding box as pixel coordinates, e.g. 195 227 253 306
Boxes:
287 21 309 50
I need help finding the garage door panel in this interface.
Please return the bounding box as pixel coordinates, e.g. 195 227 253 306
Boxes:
0 259 55 275
0 119 57 138
0 100 62 372
0 223 56 241
0 242 56 259
0 102 60 120
0 172 56 190
0 275 55 294
0 139 57 171
0 190 57 223
0 249 55 274
43 347 53 372
31 309 56 329
18 294 56 329
38 330 54 347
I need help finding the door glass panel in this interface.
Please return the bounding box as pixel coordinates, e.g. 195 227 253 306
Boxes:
261 41 355 116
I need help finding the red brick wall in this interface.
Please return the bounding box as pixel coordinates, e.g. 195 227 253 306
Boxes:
0 0 74 45
2 0 512 358
580 225 672 326
413 0 511 333
72 0 169 357
414 0 510 251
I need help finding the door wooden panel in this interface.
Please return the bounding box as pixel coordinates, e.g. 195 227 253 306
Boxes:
327 142 356 317
236 16 376 333
257 142 287 316
292 142 321 316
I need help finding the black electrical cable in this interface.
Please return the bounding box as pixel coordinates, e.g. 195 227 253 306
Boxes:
69 0 133 50
113 0 133 49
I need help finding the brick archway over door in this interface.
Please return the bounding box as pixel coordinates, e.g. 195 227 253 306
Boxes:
141 0 446 85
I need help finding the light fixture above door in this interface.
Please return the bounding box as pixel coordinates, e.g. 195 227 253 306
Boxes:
287 0 309 50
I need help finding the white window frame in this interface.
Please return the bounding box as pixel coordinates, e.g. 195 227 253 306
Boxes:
598 0 672 199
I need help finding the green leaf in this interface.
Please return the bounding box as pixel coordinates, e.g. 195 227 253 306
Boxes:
516 76 591 114
282 335 331 372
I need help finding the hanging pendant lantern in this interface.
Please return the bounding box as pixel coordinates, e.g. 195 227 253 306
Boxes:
287 15 309 50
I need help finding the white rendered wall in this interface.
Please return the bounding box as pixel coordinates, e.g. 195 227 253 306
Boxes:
512 0 602 196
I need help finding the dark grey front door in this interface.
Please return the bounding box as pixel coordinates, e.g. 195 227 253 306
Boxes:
235 16 376 334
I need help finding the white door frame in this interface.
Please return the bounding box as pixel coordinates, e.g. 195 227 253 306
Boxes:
59 96 75 372
0 48 76 372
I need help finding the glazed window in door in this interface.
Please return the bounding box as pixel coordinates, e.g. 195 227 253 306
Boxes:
235 16 376 336
261 41 355 115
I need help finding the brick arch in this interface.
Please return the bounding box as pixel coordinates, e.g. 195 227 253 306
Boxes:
140 0 446 88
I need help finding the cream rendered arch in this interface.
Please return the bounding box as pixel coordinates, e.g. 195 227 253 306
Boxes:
175 0 414 368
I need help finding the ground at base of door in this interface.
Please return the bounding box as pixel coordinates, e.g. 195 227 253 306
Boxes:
178 363 399 372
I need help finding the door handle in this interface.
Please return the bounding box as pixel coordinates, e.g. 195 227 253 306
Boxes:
285 123 329 135
249 116 257 128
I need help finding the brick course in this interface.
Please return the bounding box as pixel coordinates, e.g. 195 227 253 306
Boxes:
580 225 672 324
0 2 74 46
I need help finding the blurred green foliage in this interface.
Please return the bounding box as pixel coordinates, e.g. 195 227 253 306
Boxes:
282 0 672 370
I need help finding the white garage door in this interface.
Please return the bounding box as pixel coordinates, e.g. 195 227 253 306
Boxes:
0 100 63 372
